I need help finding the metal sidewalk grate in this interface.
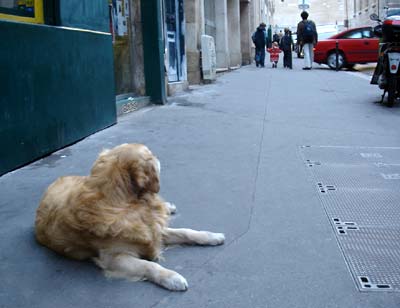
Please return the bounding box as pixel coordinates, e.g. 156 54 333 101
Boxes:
300 145 400 292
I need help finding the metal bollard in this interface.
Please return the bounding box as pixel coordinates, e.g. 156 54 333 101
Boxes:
336 40 339 71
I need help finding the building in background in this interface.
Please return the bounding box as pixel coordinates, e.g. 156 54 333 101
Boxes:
0 0 116 176
272 0 345 35
108 0 154 114
270 0 400 36
161 0 273 92
109 0 170 114
0 0 166 175
163 0 188 95
110 0 277 104
0 0 274 175
265 0 276 26
111 0 275 96
346 0 400 28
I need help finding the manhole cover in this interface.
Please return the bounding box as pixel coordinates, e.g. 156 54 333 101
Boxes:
300 146 400 291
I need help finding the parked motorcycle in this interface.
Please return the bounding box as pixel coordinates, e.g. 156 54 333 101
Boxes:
370 12 400 107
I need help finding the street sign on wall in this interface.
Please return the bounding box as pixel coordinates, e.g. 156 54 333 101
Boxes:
298 4 310 9
298 0 310 10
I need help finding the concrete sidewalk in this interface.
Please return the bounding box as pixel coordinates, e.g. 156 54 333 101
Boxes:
1 57 400 308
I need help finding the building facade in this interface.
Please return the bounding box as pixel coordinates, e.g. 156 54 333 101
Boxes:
110 0 166 113
165 0 271 92
346 0 400 28
270 0 400 34
0 0 271 175
87 0 274 98
0 0 165 175
272 0 345 33
0 0 116 176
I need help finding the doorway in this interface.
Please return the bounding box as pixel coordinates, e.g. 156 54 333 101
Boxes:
164 0 186 82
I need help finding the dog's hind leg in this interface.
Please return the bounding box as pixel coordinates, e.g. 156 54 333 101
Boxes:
163 228 225 246
94 251 188 291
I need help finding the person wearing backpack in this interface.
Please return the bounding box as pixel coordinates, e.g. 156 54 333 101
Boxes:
252 23 268 67
280 28 293 69
297 11 318 70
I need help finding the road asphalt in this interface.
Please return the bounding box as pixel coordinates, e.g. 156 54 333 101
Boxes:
1 56 400 308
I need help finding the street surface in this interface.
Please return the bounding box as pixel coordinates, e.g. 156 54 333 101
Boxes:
1 56 400 308
353 63 376 77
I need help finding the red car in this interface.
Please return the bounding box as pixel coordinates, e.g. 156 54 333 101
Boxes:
314 26 379 70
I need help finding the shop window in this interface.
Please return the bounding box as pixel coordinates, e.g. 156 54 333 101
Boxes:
0 0 44 24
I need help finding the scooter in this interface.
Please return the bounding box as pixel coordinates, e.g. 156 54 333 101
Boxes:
370 12 400 107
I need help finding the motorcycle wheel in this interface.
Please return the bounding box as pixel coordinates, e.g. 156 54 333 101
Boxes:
387 77 397 107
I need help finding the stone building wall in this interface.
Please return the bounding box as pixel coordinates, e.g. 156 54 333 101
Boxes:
347 0 400 28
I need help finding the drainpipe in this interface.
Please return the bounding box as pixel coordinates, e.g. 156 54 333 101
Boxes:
141 0 167 104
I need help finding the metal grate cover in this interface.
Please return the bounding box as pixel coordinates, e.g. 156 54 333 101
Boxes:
300 146 400 292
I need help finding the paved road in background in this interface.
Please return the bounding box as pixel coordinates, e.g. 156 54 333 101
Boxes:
353 63 376 77
1 56 400 308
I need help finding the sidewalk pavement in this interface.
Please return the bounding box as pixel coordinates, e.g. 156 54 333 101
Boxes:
1 56 400 308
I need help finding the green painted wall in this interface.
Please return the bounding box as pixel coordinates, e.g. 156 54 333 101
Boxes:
0 20 116 175
59 0 109 32
141 0 166 104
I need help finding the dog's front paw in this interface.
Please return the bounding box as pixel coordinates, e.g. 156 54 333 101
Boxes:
165 202 177 215
206 232 225 246
159 271 188 291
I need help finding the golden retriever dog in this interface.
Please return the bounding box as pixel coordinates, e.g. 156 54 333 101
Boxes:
35 143 224 291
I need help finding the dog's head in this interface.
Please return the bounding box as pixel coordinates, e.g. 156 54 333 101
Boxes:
92 143 161 195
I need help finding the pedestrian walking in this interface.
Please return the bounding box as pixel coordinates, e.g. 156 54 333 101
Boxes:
252 23 267 67
272 31 280 43
267 42 282 68
278 30 283 41
280 28 293 69
296 11 318 70
266 28 272 49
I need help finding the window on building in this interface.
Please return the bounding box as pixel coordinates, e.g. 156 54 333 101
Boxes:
0 0 43 23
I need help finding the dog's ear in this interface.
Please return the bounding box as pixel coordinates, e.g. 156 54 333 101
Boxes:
116 144 160 195
130 160 160 194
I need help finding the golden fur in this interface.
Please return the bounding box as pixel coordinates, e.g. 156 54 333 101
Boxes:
35 143 224 291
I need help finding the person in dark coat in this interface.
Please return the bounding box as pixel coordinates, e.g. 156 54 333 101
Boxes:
280 28 293 69
252 23 267 67
272 32 280 43
297 11 318 70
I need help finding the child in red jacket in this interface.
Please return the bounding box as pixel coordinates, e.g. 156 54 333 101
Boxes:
267 42 282 68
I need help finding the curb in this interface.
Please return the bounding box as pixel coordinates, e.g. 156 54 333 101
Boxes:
116 96 151 116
